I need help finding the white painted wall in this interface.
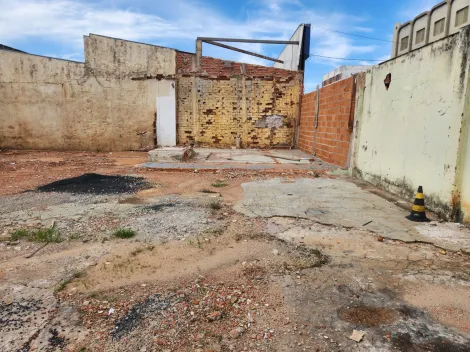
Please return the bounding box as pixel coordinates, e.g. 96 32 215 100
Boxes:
411 15 429 50
156 80 176 146
352 28 470 220
273 24 305 71
429 3 448 41
450 0 470 34
391 1 470 58
397 23 412 55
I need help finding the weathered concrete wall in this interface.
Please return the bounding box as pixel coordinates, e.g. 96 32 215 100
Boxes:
176 52 302 148
298 77 355 167
352 27 470 222
0 34 176 151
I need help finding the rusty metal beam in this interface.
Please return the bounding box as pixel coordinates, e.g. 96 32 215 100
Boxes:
202 40 284 64
197 37 299 45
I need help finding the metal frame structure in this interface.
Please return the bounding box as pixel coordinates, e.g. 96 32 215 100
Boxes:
195 37 299 68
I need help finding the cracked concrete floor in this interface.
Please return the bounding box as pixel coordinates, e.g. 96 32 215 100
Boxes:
235 178 470 252
1 167 470 351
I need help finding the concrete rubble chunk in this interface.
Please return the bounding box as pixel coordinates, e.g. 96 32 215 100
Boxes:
349 330 365 342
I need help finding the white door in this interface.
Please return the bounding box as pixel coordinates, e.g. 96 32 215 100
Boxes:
156 80 176 147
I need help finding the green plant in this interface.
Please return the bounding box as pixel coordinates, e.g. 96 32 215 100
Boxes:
211 180 227 188
200 189 217 194
11 229 29 241
11 227 61 243
113 228 136 239
68 233 81 240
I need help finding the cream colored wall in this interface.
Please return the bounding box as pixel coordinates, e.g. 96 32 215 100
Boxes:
430 4 448 41
450 0 470 34
352 29 470 220
0 35 176 151
411 16 429 50
84 34 175 78
397 23 412 55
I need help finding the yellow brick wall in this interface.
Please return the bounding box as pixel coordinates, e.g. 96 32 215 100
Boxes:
176 74 301 148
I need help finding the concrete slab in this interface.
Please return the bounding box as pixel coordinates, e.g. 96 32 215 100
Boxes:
139 162 328 171
147 148 315 165
234 178 470 252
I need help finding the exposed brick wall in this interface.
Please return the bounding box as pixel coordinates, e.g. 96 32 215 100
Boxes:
298 77 356 167
176 52 297 78
176 51 302 147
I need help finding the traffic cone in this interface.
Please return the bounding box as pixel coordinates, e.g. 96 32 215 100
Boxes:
406 186 430 222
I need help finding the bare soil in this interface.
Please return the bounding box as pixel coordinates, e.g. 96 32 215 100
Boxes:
1 150 470 352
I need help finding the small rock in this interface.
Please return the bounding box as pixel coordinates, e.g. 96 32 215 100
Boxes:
377 235 384 242
229 327 245 339
349 330 365 342
272 249 280 256
208 311 222 322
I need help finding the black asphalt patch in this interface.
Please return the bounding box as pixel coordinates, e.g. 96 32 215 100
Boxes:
37 173 151 194
111 293 174 340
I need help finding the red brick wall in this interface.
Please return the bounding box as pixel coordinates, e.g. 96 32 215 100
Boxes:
298 77 356 168
176 51 296 78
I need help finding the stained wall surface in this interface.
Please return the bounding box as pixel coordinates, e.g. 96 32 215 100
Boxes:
176 52 302 148
352 27 470 222
0 34 176 151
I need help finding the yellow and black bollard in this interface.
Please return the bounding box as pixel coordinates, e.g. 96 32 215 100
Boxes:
406 186 430 222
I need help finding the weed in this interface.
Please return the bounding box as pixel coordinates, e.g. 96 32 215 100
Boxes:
11 228 61 243
200 189 217 194
11 229 29 241
197 236 202 249
211 180 227 188
68 233 81 240
209 201 221 210
113 228 136 239
130 246 154 256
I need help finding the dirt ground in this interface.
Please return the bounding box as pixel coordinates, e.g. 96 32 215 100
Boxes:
1 150 470 352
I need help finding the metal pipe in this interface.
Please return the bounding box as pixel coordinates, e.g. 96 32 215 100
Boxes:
197 37 299 44
202 40 284 63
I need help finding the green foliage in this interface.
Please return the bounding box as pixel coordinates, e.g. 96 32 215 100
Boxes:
11 227 61 243
113 228 136 239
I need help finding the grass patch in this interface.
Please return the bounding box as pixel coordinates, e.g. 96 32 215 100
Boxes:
11 227 61 243
113 228 136 239
211 180 227 188
209 201 221 210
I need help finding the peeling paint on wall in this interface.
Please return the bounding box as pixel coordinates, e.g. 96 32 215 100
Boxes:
352 27 470 223
254 115 285 128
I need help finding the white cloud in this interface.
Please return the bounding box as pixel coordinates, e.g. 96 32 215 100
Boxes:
0 0 388 87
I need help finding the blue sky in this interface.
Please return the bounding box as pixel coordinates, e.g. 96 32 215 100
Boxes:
0 0 436 91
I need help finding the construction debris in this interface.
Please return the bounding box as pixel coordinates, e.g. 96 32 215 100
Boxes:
349 329 366 342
